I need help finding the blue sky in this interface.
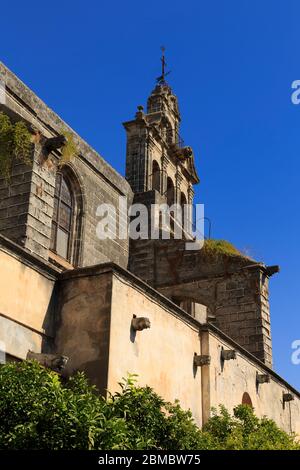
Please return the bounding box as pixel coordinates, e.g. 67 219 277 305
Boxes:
1 0 300 390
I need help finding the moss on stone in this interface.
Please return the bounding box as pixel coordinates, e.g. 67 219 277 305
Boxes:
203 239 246 258
59 130 77 166
0 112 32 181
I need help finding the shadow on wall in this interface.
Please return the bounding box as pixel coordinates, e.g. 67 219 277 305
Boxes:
41 282 60 354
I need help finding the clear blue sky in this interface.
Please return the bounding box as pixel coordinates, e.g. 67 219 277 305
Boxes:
1 0 299 390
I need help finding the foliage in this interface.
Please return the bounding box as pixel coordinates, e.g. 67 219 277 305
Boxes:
0 361 298 450
107 374 205 450
0 112 32 181
202 405 299 450
0 113 77 181
203 239 247 258
0 361 127 450
59 130 77 166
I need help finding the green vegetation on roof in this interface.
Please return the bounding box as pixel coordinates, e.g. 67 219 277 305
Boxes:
0 113 78 182
59 130 77 166
203 239 245 258
0 112 32 181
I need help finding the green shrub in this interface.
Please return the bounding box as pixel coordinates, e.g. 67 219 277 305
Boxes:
0 361 298 450
202 405 299 450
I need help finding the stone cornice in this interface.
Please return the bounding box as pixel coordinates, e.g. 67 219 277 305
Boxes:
0 234 59 280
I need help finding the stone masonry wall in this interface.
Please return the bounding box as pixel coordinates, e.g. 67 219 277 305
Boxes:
211 268 272 366
0 146 55 261
0 160 31 248
53 262 299 433
0 62 133 268
129 237 273 368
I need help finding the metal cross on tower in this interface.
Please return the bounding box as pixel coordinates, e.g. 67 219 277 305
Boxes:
156 46 171 84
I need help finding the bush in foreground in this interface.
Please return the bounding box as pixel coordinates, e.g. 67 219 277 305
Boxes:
0 361 298 450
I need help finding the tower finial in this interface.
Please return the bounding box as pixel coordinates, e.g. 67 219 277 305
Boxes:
156 46 171 84
161 46 166 80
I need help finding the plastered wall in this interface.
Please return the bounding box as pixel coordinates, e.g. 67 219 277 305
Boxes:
0 245 56 358
205 331 300 435
108 272 203 425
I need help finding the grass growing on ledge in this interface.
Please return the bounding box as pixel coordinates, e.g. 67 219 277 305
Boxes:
59 130 77 166
203 239 246 258
0 112 32 181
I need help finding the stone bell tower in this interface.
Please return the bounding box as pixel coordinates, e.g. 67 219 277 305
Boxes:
125 53 275 369
123 49 199 207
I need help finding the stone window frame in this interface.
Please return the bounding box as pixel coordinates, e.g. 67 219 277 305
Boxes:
49 165 83 267
50 172 73 260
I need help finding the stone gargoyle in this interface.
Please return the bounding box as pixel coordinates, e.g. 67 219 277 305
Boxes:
26 351 69 372
170 144 193 161
131 315 151 331
43 134 67 153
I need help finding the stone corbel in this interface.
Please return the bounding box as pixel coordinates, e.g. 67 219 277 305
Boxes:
193 353 211 367
283 392 294 403
221 348 237 361
256 372 271 385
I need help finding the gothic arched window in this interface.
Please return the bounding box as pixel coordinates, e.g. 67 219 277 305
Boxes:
152 160 161 192
166 177 175 236
166 121 174 145
166 177 175 207
50 170 82 265
180 192 187 227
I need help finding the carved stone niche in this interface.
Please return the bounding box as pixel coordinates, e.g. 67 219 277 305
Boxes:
221 348 237 361
193 353 211 367
26 351 69 373
256 372 271 385
131 315 151 331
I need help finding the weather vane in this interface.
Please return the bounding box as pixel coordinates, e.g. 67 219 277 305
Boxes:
156 46 171 84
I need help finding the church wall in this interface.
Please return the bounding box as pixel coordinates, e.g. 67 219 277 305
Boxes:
0 238 58 359
1 245 298 435
0 62 132 269
0 248 55 334
206 329 300 435
71 156 131 269
0 160 32 249
54 267 113 394
0 315 43 360
130 237 273 368
55 264 300 435
55 263 203 425
108 272 203 426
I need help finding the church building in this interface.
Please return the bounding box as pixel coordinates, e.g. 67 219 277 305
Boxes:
0 60 299 434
